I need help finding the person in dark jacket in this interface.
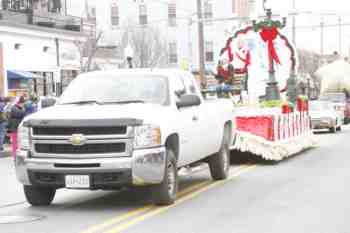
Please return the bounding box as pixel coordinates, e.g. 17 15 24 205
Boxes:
0 97 8 152
8 96 26 158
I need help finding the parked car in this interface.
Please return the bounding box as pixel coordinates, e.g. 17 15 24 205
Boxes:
15 69 235 206
309 100 342 133
319 92 348 124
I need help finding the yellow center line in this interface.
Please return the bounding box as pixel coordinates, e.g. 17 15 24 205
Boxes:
80 164 251 233
103 164 257 233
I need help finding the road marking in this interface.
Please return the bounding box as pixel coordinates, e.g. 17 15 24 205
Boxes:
103 164 257 233
80 165 251 233
0 201 26 209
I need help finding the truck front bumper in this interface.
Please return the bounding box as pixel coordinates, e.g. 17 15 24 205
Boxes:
15 147 166 188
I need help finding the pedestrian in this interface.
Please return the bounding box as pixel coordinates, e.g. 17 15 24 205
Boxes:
0 97 8 152
24 95 38 115
7 96 26 158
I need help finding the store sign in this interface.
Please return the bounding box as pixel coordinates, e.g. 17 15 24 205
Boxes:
0 43 4 96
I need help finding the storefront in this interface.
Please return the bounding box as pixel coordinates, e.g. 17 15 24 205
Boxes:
0 25 83 97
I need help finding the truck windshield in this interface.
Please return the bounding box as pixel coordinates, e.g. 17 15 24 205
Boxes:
309 101 332 111
59 74 169 105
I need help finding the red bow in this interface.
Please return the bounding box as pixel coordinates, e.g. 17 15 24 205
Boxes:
235 50 251 71
260 27 281 70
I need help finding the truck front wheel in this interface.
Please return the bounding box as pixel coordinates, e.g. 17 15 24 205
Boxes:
208 127 230 180
152 149 178 205
24 185 56 206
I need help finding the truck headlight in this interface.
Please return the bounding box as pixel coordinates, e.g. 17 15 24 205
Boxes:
18 125 30 150
134 125 161 149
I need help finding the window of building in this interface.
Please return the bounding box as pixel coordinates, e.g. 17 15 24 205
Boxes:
111 4 119 26
168 2 176 27
205 41 214 62
169 42 178 64
139 4 147 25
90 7 96 22
204 1 213 25
232 0 236 14
115 45 122 59
48 0 62 13
1 0 32 11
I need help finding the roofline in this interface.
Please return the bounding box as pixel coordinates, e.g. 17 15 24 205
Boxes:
0 21 88 41
78 68 191 78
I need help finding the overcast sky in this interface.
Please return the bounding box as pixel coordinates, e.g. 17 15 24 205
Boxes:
67 0 350 56
262 0 350 55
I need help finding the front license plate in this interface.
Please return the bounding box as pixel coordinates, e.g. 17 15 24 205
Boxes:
65 175 90 189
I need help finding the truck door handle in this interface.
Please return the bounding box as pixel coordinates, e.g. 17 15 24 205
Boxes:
192 116 198 121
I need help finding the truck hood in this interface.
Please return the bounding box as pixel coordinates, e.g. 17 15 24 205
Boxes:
309 110 335 119
25 103 171 124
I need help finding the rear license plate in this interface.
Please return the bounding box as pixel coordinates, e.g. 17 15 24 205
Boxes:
65 175 90 189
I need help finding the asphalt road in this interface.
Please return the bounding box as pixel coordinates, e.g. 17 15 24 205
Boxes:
0 126 349 233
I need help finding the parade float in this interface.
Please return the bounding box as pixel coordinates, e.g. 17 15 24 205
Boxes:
213 7 316 161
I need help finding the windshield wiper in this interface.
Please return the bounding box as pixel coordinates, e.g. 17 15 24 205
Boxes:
100 100 146 105
60 100 102 105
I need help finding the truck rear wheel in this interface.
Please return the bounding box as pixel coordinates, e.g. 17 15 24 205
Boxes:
152 149 178 205
208 126 230 180
24 185 56 206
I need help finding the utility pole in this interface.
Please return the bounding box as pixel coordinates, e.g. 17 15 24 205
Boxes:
320 18 324 65
55 38 61 96
292 0 296 45
339 16 342 55
197 0 206 88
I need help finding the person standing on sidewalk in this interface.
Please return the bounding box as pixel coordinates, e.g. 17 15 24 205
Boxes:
7 96 26 158
0 97 8 152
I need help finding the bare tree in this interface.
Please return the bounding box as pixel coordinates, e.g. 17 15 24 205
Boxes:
297 49 321 75
121 25 168 68
74 31 103 72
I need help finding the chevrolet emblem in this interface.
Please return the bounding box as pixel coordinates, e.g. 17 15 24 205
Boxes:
69 134 87 146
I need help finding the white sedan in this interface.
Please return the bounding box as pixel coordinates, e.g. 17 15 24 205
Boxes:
309 100 342 133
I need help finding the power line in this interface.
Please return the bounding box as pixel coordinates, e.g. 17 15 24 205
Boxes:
288 22 350 29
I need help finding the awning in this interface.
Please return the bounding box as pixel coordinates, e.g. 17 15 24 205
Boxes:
7 70 42 80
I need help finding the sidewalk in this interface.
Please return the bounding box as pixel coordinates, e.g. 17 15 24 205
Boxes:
0 144 11 158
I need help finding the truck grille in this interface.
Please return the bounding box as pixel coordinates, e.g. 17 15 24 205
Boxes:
32 126 127 136
35 143 126 154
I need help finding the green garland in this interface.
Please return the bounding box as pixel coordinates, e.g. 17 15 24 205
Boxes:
253 20 283 32
260 100 283 108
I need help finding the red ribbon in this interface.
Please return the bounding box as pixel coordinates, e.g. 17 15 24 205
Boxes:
235 50 251 71
226 38 234 62
260 27 281 71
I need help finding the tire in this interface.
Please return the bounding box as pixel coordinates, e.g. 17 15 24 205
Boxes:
152 149 178 206
24 185 56 206
208 126 230 180
329 126 336 133
337 126 342 131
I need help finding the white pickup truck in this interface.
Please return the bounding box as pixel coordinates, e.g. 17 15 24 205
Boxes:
15 69 234 206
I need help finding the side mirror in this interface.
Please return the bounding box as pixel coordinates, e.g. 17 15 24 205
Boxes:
41 97 56 108
175 89 186 98
176 94 201 108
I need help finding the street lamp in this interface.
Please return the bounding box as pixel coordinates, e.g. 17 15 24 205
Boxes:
252 4 287 101
307 76 311 99
124 44 134 69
